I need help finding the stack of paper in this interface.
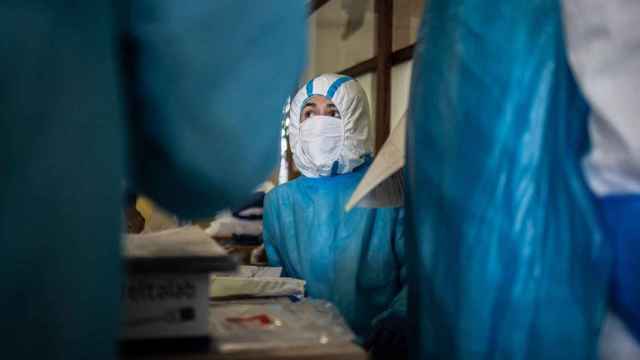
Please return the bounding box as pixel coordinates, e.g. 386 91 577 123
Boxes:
346 111 407 210
124 226 227 258
210 266 305 299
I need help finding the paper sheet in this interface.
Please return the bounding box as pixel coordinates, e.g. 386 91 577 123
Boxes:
209 266 301 299
210 277 305 299
124 226 226 258
346 111 407 210
213 266 282 278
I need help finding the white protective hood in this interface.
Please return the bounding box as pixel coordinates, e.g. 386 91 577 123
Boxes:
289 74 373 178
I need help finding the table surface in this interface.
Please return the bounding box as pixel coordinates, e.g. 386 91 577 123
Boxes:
123 297 367 360
123 342 367 360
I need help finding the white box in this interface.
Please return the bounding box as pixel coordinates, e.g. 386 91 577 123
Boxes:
121 227 235 341
122 273 210 339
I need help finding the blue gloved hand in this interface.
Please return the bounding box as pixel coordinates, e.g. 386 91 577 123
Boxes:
364 312 409 360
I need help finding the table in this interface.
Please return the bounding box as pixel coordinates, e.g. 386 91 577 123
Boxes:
123 298 367 360
123 342 367 360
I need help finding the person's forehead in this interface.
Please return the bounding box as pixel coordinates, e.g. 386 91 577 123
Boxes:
303 95 336 108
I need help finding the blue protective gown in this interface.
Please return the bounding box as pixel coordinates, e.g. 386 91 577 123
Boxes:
0 1 305 359
599 195 640 341
263 163 406 339
405 0 610 358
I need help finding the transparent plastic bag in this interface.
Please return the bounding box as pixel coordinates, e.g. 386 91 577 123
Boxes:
209 299 355 353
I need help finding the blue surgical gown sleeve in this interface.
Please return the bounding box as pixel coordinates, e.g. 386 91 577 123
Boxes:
263 191 283 269
406 0 610 357
372 208 408 326
124 0 307 218
599 195 640 341
1 2 126 359
0 1 306 359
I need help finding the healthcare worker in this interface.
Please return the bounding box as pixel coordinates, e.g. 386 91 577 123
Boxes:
563 0 640 356
263 74 407 357
0 1 305 359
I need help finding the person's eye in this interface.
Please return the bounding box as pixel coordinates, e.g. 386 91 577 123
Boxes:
331 110 341 118
304 110 314 119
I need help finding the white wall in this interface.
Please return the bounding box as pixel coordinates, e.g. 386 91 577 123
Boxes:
305 0 375 81
355 73 377 145
391 60 413 131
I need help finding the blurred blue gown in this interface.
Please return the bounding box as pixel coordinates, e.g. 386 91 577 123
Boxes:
405 0 610 358
0 1 305 358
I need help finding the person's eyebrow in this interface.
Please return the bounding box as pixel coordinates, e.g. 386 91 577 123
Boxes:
303 102 317 109
326 103 338 110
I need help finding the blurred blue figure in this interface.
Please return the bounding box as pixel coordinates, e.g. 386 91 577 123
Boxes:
0 1 305 359
263 74 407 355
564 0 640 350
405 0 610 358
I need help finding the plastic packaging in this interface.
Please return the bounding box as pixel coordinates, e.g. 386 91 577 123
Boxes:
125 226 226 258
209 299 355 353
210 265 305 299
406 0 611 358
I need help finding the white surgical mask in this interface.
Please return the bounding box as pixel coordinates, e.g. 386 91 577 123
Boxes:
295 115 344 177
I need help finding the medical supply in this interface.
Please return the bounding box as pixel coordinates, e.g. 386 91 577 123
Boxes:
209 299 355 353
210 265 305 299
122 227 235 342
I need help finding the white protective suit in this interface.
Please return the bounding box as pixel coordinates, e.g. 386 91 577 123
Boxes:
289 74 373 177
